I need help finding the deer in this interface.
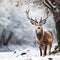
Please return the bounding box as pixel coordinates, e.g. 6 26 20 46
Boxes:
26 9 53 56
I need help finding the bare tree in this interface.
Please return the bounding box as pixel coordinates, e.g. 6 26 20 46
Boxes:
1 28 13 46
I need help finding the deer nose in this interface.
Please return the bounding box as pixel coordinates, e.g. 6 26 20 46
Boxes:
38 27 40 29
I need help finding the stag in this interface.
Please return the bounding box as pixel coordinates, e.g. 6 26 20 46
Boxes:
26 9 53 56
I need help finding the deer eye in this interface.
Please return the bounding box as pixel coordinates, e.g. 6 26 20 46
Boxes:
35 22 38 26
39 22 42 26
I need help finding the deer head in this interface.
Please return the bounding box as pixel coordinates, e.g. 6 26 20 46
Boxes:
26 9 50 34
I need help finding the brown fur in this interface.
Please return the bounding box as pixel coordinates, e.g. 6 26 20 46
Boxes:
36 30 53 56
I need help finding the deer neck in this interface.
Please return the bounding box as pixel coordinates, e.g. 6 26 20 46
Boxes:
36 29 44 41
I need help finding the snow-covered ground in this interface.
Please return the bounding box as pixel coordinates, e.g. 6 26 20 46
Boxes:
0 0 59 60
0 43 60 60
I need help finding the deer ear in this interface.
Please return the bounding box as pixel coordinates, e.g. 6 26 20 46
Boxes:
39 20 46 25
42 20 46 24
30 20 36 25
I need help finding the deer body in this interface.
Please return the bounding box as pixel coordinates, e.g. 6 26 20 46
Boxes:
36 30 53 46
36 29 53 56
26 9 53 56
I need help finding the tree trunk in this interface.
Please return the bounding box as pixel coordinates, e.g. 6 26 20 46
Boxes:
51 1 60 50
53 12 60 50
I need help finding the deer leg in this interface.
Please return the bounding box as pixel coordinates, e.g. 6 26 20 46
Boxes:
49 43 52 55
43 45 47 56
39 46 42 56
44 45 47 56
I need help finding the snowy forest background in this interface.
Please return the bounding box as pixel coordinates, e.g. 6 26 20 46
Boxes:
0 0 59 60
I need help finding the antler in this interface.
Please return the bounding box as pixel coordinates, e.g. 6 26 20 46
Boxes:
41 11 51 21
39 11 51 25
26 9 37 21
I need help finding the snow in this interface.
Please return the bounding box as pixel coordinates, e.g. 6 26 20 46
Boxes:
0 43 59 60
0 0 59 60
